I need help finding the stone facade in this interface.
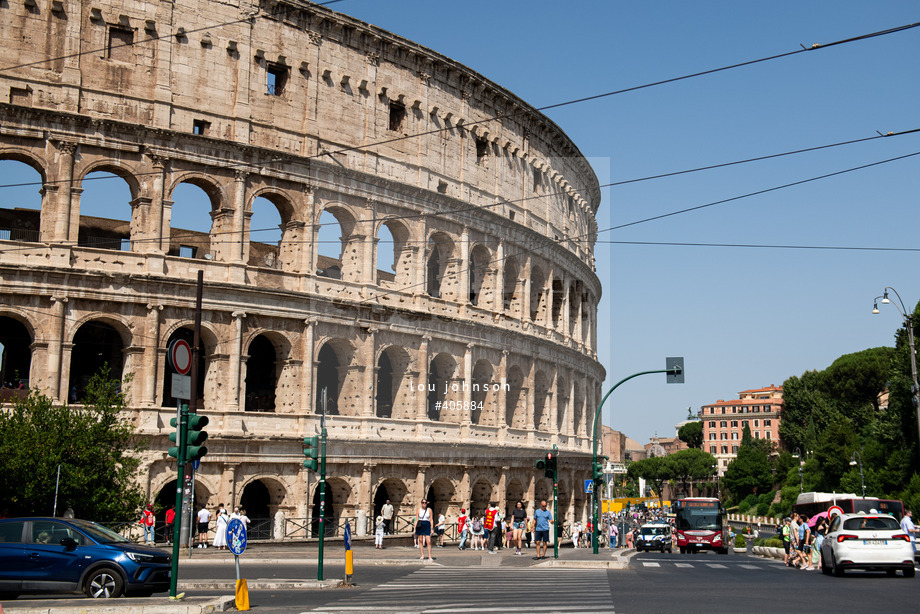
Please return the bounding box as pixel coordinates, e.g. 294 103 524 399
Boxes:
0 0 603 532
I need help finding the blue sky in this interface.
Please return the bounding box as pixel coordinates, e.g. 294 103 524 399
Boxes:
2 1 918 445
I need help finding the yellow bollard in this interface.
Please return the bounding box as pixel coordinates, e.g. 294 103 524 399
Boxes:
345 549 354 583
235 578 250 611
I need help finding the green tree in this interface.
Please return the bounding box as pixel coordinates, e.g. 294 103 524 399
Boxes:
0 367 145 518
677 421 703 449
666 448 716 497
626 456 669 502
723 425 773 501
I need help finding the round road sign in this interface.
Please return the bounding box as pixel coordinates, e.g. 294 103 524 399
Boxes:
168 339 192 375
828 505 844 518
227 519 247 555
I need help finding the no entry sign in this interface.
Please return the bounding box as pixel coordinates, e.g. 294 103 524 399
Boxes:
168 339 192 375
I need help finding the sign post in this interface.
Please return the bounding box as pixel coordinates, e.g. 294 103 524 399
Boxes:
227 518 249 611
343 521 353 586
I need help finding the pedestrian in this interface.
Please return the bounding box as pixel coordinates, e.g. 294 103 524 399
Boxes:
165 506 176 545
525 514 535 549
457 508 469 550
436 511 446 547
797 514 813 570
900 510 918 555
213 503 229 550
533 499 553 560
504 517 514 549
374 515 385 549
511 500 526 555
484 502 500 553
470 513 484 550
812 515 828 570
572 520 582 548
781 517 792 566
196 504 211 548
381 499 394 535
415 498 433 561
608 521 618 549
140 504 156 544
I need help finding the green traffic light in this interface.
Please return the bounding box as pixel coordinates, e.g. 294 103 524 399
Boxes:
303 436 320 471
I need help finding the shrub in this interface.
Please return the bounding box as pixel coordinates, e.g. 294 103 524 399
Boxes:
764 536 783 548
734 533 746 548
738 500 751 514
756 501 770 516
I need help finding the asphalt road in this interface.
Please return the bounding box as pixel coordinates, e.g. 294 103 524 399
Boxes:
5 549 918 613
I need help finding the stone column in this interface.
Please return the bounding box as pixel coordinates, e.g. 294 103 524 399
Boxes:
143 303 163 406
459 228 470 305
47 295 67 401
562 276 571 340
232 171 249 264
550 366 560 438
302 186 316 280
494 241 505 313
567 370 576 437
147 154 171 254
522 255 532 323
300 319 316 418
414 465 428 508
525 360 536 431
363 328 377 418
416 335 430 421
47 141 77 244
462 344 473 424
497 350 508 428
228 312 246 411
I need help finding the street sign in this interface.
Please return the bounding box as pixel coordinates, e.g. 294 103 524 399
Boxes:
666 357 685 384
585 479 594 494
227 519 247 555
192 459 200 471
168 339 192 375
171 373 191 400
828 505 844 518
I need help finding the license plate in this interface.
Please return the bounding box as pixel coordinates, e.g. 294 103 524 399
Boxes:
863 539 886 545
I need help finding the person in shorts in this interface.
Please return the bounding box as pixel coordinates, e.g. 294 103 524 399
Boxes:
533 499 553 560
511 501 527 555
196 504 211 548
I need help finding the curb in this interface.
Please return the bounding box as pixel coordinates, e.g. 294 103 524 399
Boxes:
2 596 235 614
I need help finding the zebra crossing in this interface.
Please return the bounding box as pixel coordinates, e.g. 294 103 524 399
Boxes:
638 560 771 571
303 566 616 614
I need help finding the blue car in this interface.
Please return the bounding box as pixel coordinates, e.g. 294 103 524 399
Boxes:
0 517 171 599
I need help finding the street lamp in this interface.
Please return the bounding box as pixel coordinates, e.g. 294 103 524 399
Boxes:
849 451 866 497
793 448 805 494
873 287 920 450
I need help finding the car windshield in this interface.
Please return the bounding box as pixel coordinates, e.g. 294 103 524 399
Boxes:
69 520 131 544
842 516 900 531
642 526 668 535
676 510 721 531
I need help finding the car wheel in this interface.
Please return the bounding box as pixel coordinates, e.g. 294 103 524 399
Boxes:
820 555 830 575
831 553 844 577
85 568 123 598
886 569 897 577
904 566 915 578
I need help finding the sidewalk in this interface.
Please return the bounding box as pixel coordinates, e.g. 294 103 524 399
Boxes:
175 537 635 570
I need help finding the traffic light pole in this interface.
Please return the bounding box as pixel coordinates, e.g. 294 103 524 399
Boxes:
552 444 559 560
591 360 683 555
169 403 189 598
317 388 328 581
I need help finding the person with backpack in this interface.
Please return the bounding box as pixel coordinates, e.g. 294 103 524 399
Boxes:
457 508 469 550
484 502 500 553
470 513 485 550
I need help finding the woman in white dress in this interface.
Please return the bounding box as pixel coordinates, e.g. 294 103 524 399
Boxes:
213 505 229 549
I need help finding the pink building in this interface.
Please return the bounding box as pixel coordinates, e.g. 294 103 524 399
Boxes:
700 385 783 475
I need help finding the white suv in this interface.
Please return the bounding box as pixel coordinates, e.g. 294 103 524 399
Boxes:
820 512 915 577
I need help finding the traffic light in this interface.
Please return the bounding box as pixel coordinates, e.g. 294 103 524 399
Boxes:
186 413 209 461
303 435 320 471
544 451 557 479
593 455 608 481
167 412 208 462
168 416 181 460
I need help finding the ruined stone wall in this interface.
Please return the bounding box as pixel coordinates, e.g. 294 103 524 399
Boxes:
0 0 604 530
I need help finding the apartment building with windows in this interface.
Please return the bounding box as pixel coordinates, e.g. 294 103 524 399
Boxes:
700 385 783 475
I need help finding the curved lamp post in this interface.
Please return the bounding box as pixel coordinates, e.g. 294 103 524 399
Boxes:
872 287 920 450
849 451 866 497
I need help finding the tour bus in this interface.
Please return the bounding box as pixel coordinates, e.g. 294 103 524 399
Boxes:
792 492 904 519
673 497 728 554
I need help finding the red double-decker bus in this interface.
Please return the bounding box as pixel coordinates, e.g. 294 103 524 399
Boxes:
673 497 728 554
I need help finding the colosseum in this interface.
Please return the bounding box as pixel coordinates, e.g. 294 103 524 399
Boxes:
0 0 604 537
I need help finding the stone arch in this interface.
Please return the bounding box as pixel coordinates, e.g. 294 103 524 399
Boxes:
468 243 492 307
503 256 522 316
0 153 47 242
469 478 496 515
534 478 551 507
312 477 353 536
471 359 497 426
551 276 564 330
0 313 35 389
168 174 226 261
316 204 362 282
504 364 526 429
529 264 546 322
425 476 457 518
426 352 456 422
376 218 412 287
556 373 569 433
315 337 357 416
426 231 457 300
568 281 581 338
375 344 411 419
533 370 550 431
505 478 525 512
77 161 141 201
247 190 296 270
373 477 409 525
159 321 220 410
66 317 131 402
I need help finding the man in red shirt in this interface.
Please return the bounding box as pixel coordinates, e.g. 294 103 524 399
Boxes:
165 507 176 545
484 502 500 553
457 508 469 550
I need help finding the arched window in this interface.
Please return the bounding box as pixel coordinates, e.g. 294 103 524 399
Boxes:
0 159 43 243
78 171 132 251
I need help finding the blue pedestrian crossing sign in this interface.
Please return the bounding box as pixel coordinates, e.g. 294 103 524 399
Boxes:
227 519 247 555
585 479 594 494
